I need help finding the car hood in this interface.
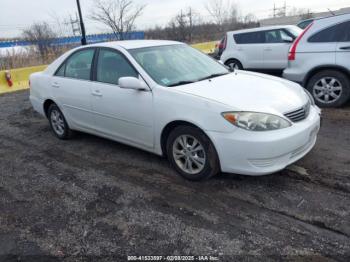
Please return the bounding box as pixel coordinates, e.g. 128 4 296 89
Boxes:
172 70 308 115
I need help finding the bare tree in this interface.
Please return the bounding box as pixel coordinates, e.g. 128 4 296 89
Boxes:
145 6 258 45
90 0 146 40
48 11 72 37
205 0 239 31
22 22 57 59
166 8 201 42
243 13 258 24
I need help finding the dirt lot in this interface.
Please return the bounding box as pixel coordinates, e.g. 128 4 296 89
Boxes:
0 90 349 261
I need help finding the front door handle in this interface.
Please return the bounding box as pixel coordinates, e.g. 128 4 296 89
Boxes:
339 46 350 50
264 48 272 51
92 90 103 97
52 82 60 88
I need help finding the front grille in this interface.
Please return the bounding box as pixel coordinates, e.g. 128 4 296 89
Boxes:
284 102 310 122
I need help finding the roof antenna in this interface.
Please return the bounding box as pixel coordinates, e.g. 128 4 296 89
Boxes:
327 8 336 16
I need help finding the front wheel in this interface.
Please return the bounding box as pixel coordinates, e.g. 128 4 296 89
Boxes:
166 126 220 181
307 70 350 107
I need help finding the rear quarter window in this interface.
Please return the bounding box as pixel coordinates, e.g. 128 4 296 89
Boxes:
57 49 95 80
308 22 348 43
55 64 65 77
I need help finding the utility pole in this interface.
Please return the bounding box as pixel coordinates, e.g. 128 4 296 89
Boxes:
70 13 81 36
76 0 87 45
188 8 193 43
272 1 288 18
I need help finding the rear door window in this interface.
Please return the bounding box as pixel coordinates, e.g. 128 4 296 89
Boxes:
234 32 264 44
308 22 347 43
65 49 95 80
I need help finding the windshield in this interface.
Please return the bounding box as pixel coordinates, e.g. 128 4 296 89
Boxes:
287 26 303 37
129 44 229 87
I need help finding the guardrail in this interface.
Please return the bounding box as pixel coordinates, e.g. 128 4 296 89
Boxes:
0 41 218 95
192 41 217 55
0 65 47 94
0 32 145 48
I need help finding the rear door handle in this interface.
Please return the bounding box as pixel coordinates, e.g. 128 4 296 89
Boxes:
52 82 60 88
92 90 103 97
264 48 272 51
339 46 350 50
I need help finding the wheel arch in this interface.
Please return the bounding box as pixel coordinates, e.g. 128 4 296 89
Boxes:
223 58 244 70
224 58 243 66
303 65 350 87
160 120 217 158
43 99 56 118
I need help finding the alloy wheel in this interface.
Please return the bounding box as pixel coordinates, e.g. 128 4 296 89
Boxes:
313 77 343 104
50 109 65 136
228 62 239 70
172 135 206 175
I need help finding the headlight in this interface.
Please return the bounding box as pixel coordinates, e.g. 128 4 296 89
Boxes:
222 112 291 131
304 89 315 105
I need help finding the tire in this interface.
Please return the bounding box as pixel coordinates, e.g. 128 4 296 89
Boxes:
47 104 73 140
225 59 243 71
306 70 350 108
166 126 220 181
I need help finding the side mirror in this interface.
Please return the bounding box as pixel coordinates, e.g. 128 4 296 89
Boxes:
283 36 294 43
119 77 148 91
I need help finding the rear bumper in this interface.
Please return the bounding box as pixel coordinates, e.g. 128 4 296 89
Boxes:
29 95 45 117
207 106 321 176
283 68 305 85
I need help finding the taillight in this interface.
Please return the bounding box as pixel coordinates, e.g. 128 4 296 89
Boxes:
218 36 227 50
288 22 313 61
222 35 227 50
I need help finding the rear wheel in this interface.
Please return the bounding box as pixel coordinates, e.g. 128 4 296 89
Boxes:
225 59 243 70
48 104 73 139
307 70 350 107
166 126 220 181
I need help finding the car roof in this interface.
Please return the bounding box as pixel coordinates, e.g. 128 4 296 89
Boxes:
227 25 298 34
313 12 350 22
89 40 183 50
298 18 314 24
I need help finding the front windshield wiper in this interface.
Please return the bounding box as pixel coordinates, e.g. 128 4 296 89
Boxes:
167 81 195 87
167 73 229 87
197 72 229 82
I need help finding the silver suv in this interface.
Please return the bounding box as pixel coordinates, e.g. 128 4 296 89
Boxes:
219 26 302 73
283 13 350 107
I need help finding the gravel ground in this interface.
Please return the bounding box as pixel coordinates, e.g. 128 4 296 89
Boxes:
0 90 349 261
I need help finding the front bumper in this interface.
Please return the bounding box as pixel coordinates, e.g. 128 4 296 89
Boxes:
207 106 321 176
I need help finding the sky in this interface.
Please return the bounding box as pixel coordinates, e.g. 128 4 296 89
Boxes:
0 0 350 38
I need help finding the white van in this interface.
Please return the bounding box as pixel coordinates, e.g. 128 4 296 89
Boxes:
219 25 302 73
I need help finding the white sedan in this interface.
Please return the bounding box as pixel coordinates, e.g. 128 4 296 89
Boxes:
30 40 321 181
